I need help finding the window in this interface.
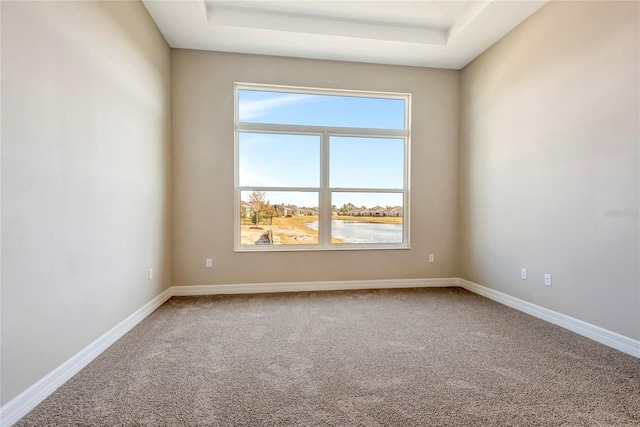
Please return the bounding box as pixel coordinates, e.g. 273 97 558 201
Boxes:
235 83 410 251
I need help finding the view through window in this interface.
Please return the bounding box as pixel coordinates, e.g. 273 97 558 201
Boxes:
235 84 410 250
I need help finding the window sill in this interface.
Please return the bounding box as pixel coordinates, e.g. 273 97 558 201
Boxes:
234 244 410 252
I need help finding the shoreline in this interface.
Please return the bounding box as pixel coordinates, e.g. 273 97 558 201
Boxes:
241 215 402 246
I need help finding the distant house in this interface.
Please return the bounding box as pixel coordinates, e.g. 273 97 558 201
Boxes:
370 206 386 216
298 208 317 216
273 204 286 217
287 205 301 216
345 206 402 217
271 205 317 217
386 206 403 217
273 204 299 217
240 201 253 218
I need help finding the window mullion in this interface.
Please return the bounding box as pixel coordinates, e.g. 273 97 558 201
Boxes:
320 131 331 248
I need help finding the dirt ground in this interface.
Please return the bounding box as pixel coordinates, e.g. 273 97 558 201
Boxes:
240 225 318 245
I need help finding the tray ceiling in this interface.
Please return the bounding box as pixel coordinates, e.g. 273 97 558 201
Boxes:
142 0 549 69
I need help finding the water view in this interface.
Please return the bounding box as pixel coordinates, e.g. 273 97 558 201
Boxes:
306 220 403 244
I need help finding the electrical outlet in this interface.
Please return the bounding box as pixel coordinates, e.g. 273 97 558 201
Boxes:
148 268 153 281
428 254 434 263
544 274 552 286
206 258 213 268
521 268 527 280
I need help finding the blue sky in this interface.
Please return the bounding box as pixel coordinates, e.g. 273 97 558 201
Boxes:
238 89 406 208
238 89 405 129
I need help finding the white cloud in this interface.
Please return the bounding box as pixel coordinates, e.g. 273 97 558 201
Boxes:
239 93 310 121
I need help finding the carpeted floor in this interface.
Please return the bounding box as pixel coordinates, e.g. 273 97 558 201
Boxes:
15 287 640 426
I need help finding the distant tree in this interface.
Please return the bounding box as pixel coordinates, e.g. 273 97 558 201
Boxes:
263 203 278 225
340 202 356 214
249 190 267 227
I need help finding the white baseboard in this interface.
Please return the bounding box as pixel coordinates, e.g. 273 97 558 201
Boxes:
0 288 173 427
458 278 640 359
3 277 638 426
172 277 459 296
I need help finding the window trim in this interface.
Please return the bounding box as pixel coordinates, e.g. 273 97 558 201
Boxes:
234 82 411 252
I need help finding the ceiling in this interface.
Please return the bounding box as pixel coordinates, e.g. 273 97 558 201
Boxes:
142 0 549 70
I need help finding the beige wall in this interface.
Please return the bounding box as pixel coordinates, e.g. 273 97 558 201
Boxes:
172 50 459 286
460 1 639 339
1 1 172 404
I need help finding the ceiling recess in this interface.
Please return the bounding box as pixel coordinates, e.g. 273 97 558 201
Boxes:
143 0 549 69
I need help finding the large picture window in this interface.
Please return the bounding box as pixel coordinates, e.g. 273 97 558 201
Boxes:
235 83 410 250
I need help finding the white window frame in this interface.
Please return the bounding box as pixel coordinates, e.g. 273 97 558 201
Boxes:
234 82 411 251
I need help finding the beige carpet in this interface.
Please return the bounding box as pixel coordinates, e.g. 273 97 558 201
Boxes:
15 287 640 426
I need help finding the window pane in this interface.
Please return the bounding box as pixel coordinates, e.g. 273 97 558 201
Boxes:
238 89 405 129
240 191 319 245
330 137 404 189
330 192 404 244
239 133 320 187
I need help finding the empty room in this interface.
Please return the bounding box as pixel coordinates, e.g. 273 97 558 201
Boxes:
1 0 639 425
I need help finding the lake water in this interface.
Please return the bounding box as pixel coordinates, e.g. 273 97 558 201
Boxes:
306 220 403 244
